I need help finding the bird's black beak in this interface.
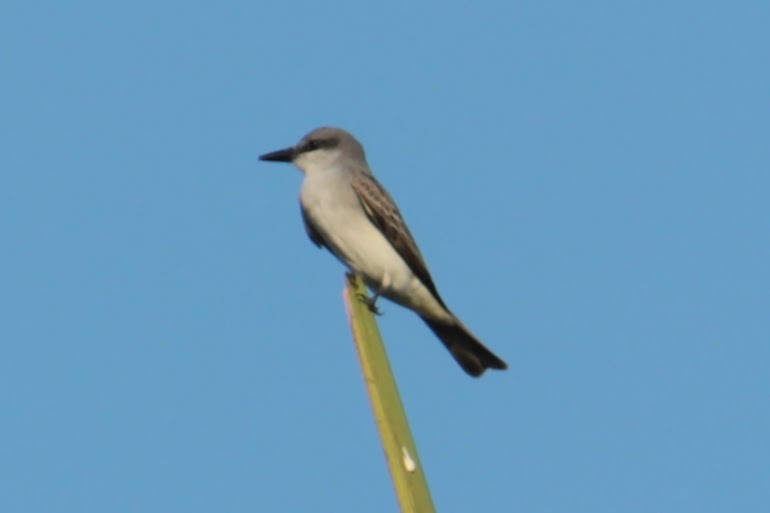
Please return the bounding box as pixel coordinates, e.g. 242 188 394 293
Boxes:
259 147 295 163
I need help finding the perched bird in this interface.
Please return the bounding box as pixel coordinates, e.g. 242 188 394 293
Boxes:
259 127 506 377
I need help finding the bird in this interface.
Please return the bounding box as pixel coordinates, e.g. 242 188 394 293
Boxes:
259 127 507 377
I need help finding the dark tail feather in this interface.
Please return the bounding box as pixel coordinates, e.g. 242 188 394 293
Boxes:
421 316 507 377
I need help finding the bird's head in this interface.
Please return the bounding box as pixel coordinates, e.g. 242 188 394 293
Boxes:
259 126 368 175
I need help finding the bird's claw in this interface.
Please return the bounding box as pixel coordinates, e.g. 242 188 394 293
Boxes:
355 293 383 315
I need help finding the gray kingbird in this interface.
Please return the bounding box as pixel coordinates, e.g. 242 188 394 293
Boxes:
259 127 507 377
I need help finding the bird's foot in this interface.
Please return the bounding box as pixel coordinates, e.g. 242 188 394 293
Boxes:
355 293 383 316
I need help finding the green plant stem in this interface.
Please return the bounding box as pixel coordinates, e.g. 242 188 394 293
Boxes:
343 275 436 513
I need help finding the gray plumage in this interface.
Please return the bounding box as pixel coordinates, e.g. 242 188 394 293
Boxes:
259 127 506 377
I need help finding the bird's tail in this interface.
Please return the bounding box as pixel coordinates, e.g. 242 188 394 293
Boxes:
421 316 507 377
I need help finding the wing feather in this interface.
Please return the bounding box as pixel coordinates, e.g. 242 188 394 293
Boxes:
300 203 325 248
351 174 447 309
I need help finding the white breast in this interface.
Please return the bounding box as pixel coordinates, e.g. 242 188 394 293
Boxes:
300 169 449 320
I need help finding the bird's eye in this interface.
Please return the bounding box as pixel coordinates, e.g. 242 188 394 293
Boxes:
305 140 320 151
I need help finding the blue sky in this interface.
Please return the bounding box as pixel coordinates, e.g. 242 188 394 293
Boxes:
2 2 769 512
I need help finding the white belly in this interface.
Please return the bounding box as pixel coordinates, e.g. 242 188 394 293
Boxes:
300 172 450 321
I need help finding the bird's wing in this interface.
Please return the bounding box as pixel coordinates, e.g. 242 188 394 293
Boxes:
300 202 325 248
351 173 447 309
